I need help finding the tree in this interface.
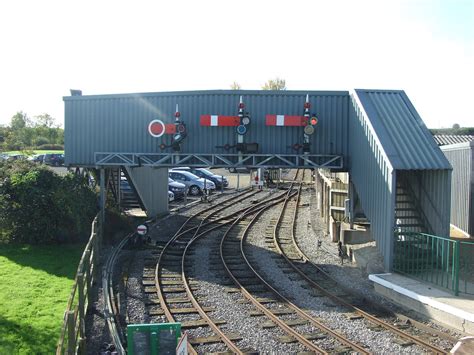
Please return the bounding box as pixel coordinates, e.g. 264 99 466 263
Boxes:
452 123 460 130
230 81 241 90
262 77 286 90
10 111 29 130
35 113 56 128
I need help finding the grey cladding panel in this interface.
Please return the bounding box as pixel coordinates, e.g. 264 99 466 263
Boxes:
64 90 349 166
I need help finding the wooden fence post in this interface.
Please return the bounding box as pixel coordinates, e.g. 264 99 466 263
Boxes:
78 337 86 355
77 273 85 338
83 250 91 302
67 311 76 355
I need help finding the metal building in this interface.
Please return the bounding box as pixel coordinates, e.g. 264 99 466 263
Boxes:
434 135 474 146
349 89 452 269
441 141 474 236
64 90 348 169
64 89 452 270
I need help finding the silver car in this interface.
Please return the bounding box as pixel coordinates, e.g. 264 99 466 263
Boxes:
169 170 215 196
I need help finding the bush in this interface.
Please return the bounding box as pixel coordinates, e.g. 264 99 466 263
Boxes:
33 136 50 147
36 144 64 150
0 160 98 244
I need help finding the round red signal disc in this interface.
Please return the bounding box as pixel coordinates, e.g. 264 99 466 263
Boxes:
148 119 166 138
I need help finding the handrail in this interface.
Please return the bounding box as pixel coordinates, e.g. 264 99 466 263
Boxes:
394 231 474 296
56 214 102 355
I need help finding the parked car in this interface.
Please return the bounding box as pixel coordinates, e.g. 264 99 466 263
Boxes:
6 154 27 161
172 167 228 188
227 166 251 173
168 191 175 202
43 153 64 166
168 178 186 200
169 170 215 196
28 154 45 163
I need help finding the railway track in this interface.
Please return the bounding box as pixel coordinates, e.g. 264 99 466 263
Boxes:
220 186 371 353
269 171 453 353
103 189 258 354
153 186 299 353
102 169 458 354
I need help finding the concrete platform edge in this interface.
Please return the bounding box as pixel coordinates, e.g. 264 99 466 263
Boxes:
369 273 474 323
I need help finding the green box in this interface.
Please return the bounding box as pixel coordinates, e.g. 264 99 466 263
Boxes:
127 323 181 355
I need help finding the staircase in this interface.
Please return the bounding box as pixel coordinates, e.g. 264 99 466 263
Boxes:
395 178 427 233
108 168 144 211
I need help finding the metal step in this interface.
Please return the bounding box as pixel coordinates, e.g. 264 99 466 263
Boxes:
396 223 424 228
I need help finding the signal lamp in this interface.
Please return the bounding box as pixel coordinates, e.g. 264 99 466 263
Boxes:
304 125 315 135
177 123 186 133
173 133 183 142
310 116 318 125
175 111 181 118
242 116 250 125
159 143 166 150
239 102 245 109
236 125 247 135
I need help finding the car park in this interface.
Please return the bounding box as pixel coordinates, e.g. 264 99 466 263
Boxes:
172 167 228 189
168 178 186 200
169 170 215 196
43 153 64 166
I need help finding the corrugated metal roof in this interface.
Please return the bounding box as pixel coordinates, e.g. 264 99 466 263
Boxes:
353 89 451 170
433 135 474 146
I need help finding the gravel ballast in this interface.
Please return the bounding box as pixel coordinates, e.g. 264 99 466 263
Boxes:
85 181 460 354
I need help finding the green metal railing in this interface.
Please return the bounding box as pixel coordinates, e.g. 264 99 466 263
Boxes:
393 232 474 296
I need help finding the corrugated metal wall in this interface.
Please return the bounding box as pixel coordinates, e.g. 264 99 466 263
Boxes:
125 166 169 217
64 90 349 166
349 93 396 270
441 142 474 236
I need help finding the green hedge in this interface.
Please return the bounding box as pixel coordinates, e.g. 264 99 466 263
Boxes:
0 160 97 244
36 144 64 150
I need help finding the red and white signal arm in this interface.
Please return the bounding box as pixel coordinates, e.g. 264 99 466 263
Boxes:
200 115 240 127
148 119 176 137
265 115 307 127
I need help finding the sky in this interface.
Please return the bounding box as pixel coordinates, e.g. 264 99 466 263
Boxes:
0 0 472 128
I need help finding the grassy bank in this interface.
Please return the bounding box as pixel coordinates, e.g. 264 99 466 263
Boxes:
3 150 64 155
0 244 84 354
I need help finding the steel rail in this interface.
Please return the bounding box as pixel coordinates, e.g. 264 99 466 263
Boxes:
154 189 288 352
237 187 371 354
174 190 297 354
278 178 448 354
102 232 135 355
153 189 255 354
220 191 336 354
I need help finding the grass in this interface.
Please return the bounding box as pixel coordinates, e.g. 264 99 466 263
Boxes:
3 150 64 156
0 243 85 354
